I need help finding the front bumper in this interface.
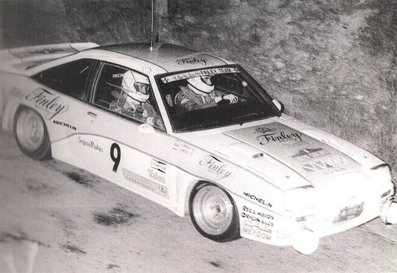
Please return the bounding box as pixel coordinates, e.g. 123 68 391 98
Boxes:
291 198 397 254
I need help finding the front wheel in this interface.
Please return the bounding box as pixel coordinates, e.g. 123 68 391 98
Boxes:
189 183 240 242
13 106 51 160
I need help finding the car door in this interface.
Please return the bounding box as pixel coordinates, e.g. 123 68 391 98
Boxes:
73 62 175 207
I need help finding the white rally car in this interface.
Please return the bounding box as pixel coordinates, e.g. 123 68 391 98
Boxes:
0 42 396 254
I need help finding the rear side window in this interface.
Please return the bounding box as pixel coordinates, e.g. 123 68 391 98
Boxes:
32 59 94 100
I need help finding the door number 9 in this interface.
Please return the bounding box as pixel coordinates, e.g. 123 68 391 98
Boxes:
110 143 121 172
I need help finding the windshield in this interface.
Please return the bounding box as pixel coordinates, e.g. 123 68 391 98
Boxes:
156 65 280 132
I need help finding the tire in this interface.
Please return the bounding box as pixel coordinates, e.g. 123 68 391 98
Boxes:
189 183 240 242
13 106 51 160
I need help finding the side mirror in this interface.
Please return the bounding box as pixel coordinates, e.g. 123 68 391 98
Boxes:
272 99 284 112
138 123 155 134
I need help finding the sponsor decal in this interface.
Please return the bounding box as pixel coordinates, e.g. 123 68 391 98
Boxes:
172 141 195 156
53 120 76 131
243 192 272 208
161 67 239 83
25 88 68 120
149 159 167 184
242 205 274 221
122 168 169 198
151 159 166 173
78 136 103 153
301 154 349 174
148 169 165 184
242 227 272 241
176 57 208 66
112 73 124 78
254 126 302 145
199 155 232 179
292 148 329 162
241 205 274 240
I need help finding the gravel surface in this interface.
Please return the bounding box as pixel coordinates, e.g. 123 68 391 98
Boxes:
0 132 396 273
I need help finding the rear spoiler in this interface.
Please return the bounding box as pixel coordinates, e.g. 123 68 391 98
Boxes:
0 42 99 73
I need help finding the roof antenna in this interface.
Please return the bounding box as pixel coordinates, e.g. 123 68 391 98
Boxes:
150 0 154 52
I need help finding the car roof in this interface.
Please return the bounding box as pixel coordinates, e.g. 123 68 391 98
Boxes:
96 43 234 73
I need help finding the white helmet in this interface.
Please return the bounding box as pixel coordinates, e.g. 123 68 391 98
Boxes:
122 71 150 103
187 76 214 94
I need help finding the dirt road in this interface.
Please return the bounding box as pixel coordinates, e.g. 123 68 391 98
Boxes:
0 131 396 273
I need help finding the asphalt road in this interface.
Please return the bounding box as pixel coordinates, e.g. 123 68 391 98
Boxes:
0 131 396 273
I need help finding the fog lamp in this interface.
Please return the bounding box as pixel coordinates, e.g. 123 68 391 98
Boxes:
292 229 319 255
370 164 392 183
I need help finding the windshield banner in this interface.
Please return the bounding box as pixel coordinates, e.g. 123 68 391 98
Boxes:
161 67 239 83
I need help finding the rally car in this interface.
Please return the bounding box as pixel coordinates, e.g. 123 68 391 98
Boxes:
0 42 396 254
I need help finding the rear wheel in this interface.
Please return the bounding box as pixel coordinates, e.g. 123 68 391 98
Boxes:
13 106 51 160
189 183 239 242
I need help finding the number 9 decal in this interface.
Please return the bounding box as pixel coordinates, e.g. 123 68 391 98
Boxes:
110 143 121 172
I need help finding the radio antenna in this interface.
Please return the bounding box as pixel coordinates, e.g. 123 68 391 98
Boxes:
150 0 154 51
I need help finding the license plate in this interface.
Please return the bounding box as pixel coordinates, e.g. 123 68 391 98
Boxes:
334 202 364 223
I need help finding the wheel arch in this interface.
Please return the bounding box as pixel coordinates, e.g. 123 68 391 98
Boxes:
183 179 238 217
175 177 225 218
187 180 241 242
2 101 27 131
13 104 52 160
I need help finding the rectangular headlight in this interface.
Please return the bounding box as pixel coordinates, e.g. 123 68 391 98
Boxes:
370 163 392 183
283 186 317 212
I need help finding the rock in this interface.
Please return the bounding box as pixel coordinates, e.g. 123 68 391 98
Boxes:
355 95 364 100
274 61 286 71
290 73 302 81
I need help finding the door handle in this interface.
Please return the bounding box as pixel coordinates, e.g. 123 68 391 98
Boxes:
87 111 97 118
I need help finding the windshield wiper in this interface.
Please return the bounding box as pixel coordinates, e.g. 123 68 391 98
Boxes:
231 112 271 126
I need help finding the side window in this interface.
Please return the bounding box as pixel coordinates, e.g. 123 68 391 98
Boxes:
94 64 127 109
32 59 94 100
94 63 165 130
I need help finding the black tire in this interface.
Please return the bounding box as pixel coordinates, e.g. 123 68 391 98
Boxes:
189 182 240 242
13 106 51 160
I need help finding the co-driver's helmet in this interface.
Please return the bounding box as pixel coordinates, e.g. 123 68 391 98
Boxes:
122 71 150 103
187 75 214 94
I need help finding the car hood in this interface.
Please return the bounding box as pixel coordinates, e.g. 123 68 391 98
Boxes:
223 121 361 181
176 117 378 191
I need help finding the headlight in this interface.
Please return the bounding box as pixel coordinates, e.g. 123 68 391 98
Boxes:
283 186 317 212
370 163 392 183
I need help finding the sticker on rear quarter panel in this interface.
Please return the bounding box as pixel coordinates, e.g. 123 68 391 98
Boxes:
25 88 68 120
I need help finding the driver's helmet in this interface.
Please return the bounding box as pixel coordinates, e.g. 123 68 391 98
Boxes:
187 75 214 94
122 71 150 103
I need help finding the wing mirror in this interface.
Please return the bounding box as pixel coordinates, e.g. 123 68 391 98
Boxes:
272 99 284 112
138 123 155 134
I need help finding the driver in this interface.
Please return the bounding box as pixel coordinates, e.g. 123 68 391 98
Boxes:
175 75 238 111
119 70 164 128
